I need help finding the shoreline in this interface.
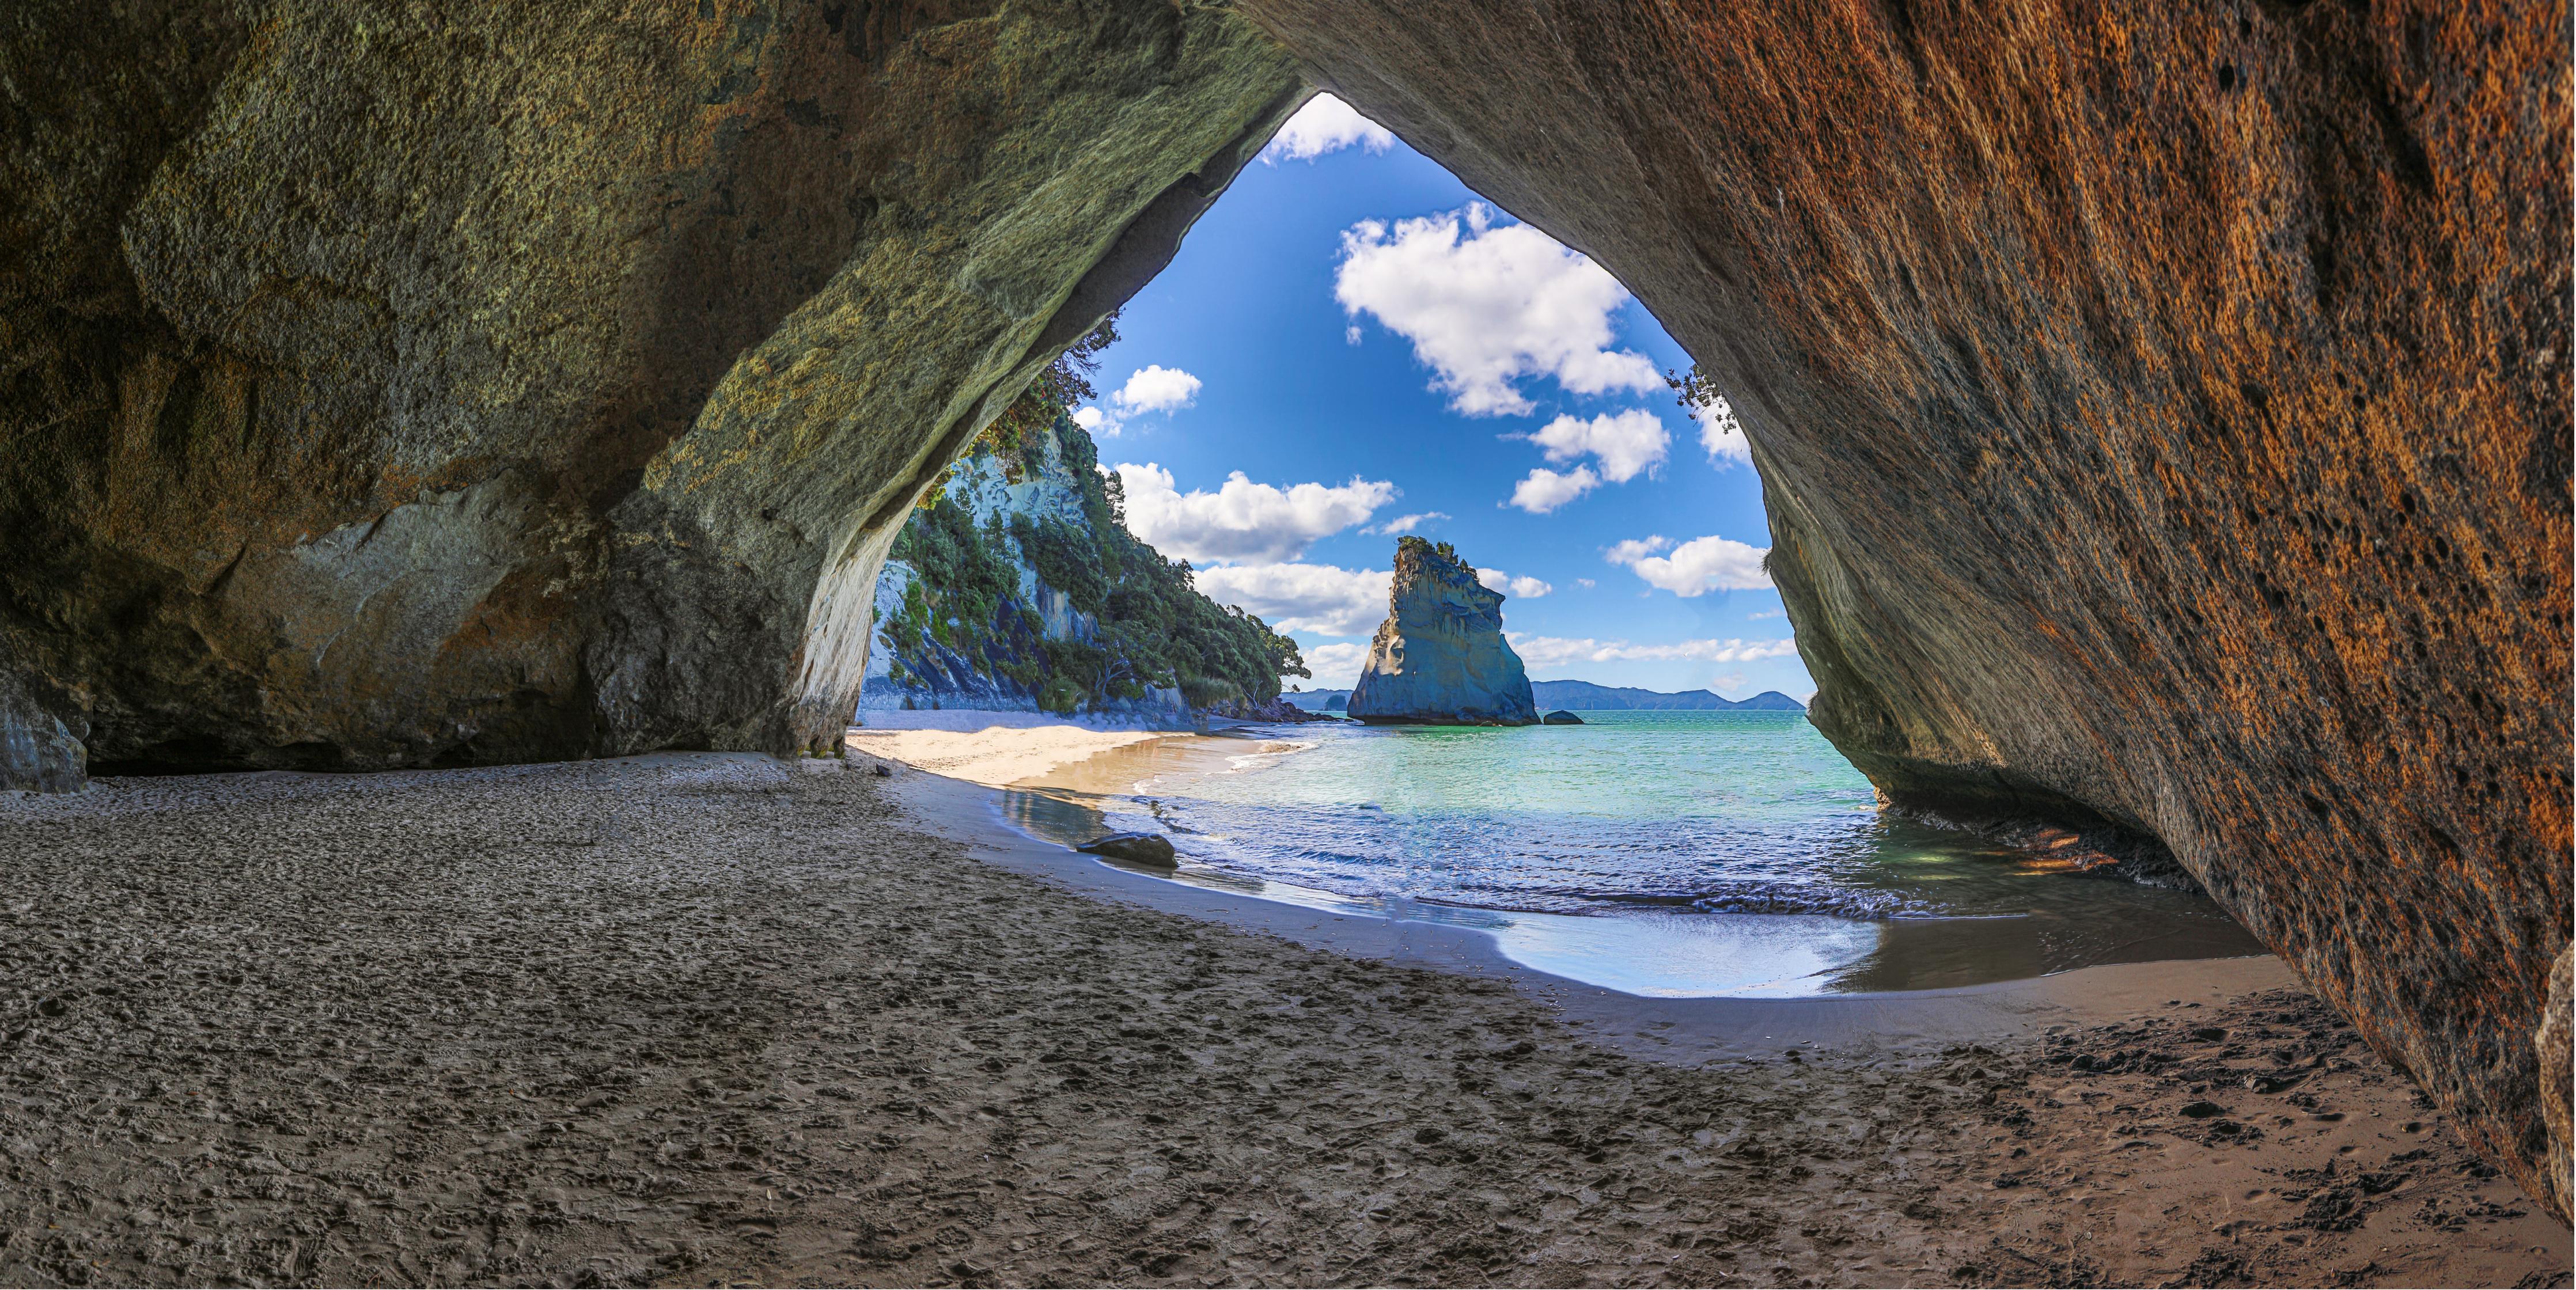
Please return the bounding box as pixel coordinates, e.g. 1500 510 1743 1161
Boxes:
895 719 2278 1015
888 754 2301 1062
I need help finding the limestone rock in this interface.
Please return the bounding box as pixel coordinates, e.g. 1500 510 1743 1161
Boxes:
0 0 1302 778
1075 832 1177 868
1347 539 1537 726
1540 710 1584 726
0 669 84 794
2543 946 2573 1220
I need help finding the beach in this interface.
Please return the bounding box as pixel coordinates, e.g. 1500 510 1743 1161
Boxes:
845 721 1176 789
0 742 2563 1287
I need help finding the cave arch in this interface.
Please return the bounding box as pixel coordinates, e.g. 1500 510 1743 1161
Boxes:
0 0 2563 1217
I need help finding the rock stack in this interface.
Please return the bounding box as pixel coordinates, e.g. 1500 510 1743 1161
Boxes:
1347 539 1538 726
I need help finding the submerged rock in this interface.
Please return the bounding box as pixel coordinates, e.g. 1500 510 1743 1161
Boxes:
1075 832 1177 868
1541 710 1585 725
1347 540 1537 727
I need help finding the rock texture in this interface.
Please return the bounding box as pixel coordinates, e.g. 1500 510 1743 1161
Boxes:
1347 539 1537 726
1074 830 1179 868
0 0 2564 1223
0 0 1302 779
1233 0 2569 1214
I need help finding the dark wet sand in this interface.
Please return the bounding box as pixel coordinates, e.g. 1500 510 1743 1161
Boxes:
0 753 2564 1287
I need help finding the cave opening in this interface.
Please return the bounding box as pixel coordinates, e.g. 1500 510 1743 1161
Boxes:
960 93 1802 707
865 94 2266 1001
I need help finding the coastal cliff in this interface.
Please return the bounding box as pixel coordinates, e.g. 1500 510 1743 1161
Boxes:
0 0 2563 1217
866 393 1304 727
863 419 1184 728
1348 539 1537 726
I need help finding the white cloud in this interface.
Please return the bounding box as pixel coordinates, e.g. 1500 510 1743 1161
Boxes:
1114 463 1396 564
1071 405 1115 436
1683 389 1753 467
1367 510 1449 536
1344 325 1363 345
1507 633 1800 670
1509 465 1599 514
1191 563 1392 638
1259 94 1396 164
1700 413 1751 466
1334 204 1662 416
1749 607 1785 620
1525 408 1669 483
1112 365 1202 415
1606 536 1671 565
1476 568 1553 599
1575 578 1596 589
1298 641 1373 689
1606 533 1772 595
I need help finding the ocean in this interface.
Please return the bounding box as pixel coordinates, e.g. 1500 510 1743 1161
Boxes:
1004 710 2267 997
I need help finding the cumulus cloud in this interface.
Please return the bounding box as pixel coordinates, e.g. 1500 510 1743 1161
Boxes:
1605 533 1772 595
1700 413 1751 466
1297 641 1374 689
1506 634 1800 670
1191 563 1392 638
1114 463 1396 565
1112 365 1202 415
1367 511 1449 536
1509 465 1600 514
1525 409 1669 483
1070 405 1114 436
1476 568 1554 599
1335 204 1663 416
1681 389 1753 467
1259 94 1396 164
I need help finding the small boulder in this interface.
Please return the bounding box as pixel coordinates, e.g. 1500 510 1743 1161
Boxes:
1076 832 1177 867
1540 709 1585 725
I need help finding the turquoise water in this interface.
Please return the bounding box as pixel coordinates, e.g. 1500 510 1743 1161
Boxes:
1040 711 2265 995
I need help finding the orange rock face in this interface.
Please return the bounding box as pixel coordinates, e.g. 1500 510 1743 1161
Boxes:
1237 0 2570 1215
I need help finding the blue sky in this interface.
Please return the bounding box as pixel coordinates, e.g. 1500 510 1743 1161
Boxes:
1074 97 1813 700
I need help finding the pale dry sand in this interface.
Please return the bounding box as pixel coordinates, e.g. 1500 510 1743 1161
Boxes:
0 751 2564 1288
846 723 1169 789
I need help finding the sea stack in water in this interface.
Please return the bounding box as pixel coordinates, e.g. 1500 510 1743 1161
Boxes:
1348 539 1538 726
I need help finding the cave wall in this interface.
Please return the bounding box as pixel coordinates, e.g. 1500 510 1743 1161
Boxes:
1230 0 2570 1216
0 0 2565 1220
0 0 1301 775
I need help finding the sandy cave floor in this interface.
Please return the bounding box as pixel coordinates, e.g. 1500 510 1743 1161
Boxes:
0 754 2566 1288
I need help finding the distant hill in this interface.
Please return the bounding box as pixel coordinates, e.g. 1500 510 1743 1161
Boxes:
1528 680 1805 712
1281 689 1351 712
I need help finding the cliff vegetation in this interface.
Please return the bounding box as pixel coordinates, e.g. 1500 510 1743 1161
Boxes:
872 327 1306 718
